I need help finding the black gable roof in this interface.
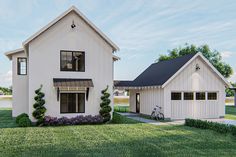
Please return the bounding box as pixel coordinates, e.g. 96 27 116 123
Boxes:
115 53 197 87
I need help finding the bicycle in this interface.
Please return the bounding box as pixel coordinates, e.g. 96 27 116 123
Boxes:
150 105 164 120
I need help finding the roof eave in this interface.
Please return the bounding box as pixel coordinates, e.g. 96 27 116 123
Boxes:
4 48 24 60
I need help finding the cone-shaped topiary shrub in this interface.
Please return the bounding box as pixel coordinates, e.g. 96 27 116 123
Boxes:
99 86 112 123
32 85 46 126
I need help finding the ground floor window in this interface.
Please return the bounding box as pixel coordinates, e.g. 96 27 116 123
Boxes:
208 92 217 100
60 93 85 113
171 92 182 100
184 92 194 100
196 92 205 100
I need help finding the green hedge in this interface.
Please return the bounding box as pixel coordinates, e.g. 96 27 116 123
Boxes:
185 118 236 136
114 106 129 113
111 112 138 124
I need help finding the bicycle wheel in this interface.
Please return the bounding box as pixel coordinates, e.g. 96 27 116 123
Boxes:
158 113 164 120
150 112 156 119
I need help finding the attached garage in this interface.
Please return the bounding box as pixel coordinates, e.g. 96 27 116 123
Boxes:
115 52 230 120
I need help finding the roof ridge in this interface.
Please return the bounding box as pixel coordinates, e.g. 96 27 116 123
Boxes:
152 52 198 65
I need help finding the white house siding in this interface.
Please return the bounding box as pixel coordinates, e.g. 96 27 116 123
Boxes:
129 89 137 112
164 56 226 119
27 12 114 120
12 52 28 117
129 88 164 115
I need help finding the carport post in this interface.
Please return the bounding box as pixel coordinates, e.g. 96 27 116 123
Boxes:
230 88 236 107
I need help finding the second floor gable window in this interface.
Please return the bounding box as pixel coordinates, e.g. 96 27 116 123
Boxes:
60 51 85 72
17 58 27 75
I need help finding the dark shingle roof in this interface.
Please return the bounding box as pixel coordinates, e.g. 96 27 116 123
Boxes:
115 53 197 87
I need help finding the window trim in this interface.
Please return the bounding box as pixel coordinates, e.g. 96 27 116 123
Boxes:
60 50 85 72
60 92 85 114
17 57 27 75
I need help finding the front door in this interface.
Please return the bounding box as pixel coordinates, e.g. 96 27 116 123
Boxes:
136 93 140 113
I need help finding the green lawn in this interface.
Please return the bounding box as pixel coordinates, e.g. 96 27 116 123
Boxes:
0 109 236 156
225 106 236 120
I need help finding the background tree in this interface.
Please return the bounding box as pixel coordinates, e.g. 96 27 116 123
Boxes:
157 44 233 78
99 86 112 123
32 85 46 126
0 86 12 95
226 82 236 97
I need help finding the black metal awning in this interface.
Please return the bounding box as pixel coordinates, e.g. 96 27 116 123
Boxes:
53 78 93 88
53 78 93 101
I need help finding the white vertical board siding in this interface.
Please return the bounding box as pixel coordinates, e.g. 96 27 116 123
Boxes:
12 52 29 117
27 12 114 120
129 90 137 112
164 56 225 119
140 88 164 115
129 88 164 115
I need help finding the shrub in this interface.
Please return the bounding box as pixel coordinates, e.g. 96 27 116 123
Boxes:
44 115 103 126
16 113 29 124
32 85 46 126
18 117 32 127
185 118 236 136
112 112 138 124
99 86 112 123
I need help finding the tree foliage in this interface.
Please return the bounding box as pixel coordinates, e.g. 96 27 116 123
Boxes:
99 86 112 123
157 44 233 78
226 82 236 97
32 85 46 126
0 86 12 95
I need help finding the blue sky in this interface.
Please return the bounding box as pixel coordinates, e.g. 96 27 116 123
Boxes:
0 0 236 87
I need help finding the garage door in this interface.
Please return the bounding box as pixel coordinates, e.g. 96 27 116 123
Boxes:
171 92 219 119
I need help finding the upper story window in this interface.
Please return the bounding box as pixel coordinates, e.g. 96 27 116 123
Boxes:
60 51 85 72
17 58 27 75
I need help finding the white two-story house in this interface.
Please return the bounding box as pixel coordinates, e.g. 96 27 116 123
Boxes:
5 6 119 120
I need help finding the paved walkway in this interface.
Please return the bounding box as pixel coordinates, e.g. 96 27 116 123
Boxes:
206 118 236 126
118 112 185 126
118 112 236 126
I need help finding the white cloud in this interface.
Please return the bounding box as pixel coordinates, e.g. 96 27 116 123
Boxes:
0 70 12 87
221 51 234 59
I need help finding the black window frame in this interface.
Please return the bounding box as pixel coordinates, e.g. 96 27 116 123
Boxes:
184 92 194 100
196 92 206 100
60 50 85 72
208 92 217 100
17 57 27 75
60 93 85 113
171 92 182 100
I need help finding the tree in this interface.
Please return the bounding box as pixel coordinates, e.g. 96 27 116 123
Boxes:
0 86 12 95
157 44 233 78
99 86 112 123
226 82 236 97
32 85 46 126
